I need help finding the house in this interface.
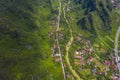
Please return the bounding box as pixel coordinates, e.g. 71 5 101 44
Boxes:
55 57 60 62
80 57 85 65
53 49 60 57
54 53 61 57
74 56 81 59
81 49 85 54
89 47 94 55
78 34 83 37
105 60 111 66
85 40 91 46
114 64 118 70
111 0 115 3
104 60 111 71
66 74 71 78
87 56 93 65
64 64 67 67
79 51 83 55
98 71 103 75
76 34 83 41
74 51 79 55
113 75 120 80
53 44 57 49
51 47 54 51
48 32 53 38
89 56 93 62
59 33 64 37
59 33 64 40
112 60 115 65
92 68 97 73
89 47 94 53
77 36 81 41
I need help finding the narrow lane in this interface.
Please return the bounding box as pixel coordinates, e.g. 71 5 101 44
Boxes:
56 0 66 80
63 1 82 80
114 26 120 74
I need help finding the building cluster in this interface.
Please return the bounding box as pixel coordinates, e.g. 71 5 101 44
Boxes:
51 44 61 62
74 43 94 66
112 0 120 9
74 33 120 79
74 34 94 66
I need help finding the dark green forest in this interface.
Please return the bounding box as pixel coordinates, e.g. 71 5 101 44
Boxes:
0 0 58 80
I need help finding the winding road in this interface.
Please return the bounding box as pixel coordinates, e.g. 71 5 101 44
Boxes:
114 26 120 74
63 1 82 80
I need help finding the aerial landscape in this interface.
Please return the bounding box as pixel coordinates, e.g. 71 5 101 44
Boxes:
0 0 120 80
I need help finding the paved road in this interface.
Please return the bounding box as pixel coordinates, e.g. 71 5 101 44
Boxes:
63 1 82 80
114 26 120 74
56 0 66 80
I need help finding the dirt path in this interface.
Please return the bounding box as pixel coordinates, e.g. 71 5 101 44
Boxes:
63 1 82 80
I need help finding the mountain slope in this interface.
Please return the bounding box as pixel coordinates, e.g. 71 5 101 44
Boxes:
74 0 112 36
0 0 63 80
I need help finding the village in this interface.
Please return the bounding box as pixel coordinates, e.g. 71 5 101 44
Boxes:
47 0 120 79
48 28 120 79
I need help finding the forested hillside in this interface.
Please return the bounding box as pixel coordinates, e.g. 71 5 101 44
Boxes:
0 0 63 80
74 0 112 36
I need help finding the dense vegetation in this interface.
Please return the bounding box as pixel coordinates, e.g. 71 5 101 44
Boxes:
75 0 112 36
0 0 63 80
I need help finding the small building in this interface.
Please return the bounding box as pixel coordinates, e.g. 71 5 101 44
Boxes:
89 47 94 52
89 56 93 62
114 64 118 70
77 36 81 41
78 34 83 37
54 53 61 57
74 56 81 59
74 51 80 55
79 51 83 55
55 57 60 62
